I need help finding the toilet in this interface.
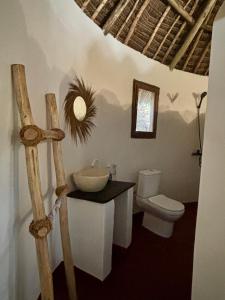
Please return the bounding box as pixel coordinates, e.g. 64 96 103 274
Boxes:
136 169 185 238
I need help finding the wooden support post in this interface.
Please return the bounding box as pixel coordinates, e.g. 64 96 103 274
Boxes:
170 0 217 70
103 0 130 35
12 64 54 300
46 94 77 300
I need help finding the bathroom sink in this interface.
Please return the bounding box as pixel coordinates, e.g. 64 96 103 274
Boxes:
73 167 109 192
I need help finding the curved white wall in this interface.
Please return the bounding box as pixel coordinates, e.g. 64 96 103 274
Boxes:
0 0 207 299
192 2 225 299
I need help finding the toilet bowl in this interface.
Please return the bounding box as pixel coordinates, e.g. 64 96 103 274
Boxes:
136 170 185 238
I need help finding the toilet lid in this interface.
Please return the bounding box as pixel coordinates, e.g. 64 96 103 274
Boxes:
148 194 185 212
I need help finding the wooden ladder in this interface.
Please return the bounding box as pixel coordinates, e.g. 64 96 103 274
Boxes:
12 64 77 300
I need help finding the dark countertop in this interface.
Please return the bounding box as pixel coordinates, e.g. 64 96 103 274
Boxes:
67 180 135 204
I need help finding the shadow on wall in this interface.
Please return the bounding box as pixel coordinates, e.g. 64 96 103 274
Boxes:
79 91 203 204
60 41 205 205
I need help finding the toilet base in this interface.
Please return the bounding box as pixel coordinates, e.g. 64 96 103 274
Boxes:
142 212 174 238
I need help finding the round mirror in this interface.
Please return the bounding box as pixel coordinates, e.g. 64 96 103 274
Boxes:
73 96 87 121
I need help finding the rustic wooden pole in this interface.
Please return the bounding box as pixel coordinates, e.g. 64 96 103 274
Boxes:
142 6 171 55
170 0 217 70
124 0 149 45
115 0 140 39
167 0 194 25
103 0 130 35
46 94 77 300
167 0 212 32
12 64 54 300
92 0 109 20
153 0 192 60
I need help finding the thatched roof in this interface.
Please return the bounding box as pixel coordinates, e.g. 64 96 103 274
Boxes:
74 0 224 76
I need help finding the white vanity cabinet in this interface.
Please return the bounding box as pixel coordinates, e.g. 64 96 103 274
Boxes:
68 181 135 281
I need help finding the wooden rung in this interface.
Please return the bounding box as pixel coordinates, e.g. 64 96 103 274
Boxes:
20 125 65 146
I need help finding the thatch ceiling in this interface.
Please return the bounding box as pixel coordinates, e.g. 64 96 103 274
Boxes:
74 0 224 76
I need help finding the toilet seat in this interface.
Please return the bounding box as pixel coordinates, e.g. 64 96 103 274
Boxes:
147 194 184 213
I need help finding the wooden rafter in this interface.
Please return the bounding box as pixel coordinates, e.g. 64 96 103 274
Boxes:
103 0 130 35
182 31 202 70
142 6 171 55
82 0 91 11
162 0 198 64
194 41 211 73
153 0 192 60
92 0 109 20
170 0 217 70
183 4 214 71
167 0 194 25
167 0 212 32
124 0 150 45
115 0 140 39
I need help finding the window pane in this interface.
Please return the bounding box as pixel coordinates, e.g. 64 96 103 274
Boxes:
136 88 154 132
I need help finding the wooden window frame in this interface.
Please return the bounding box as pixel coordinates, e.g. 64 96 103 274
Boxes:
131 79 160 139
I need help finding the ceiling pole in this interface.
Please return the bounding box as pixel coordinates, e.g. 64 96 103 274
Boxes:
162 0 198 64
170 0 217 70
103 0 130 35
183 4 215 71
116 0 140 39
124 0 150 45
153 0 192 60
167 0 194 25
167 0 212 32
81 0 91 11
92 0 109 20
142 6 171 55
194 41 211 73
182 31 202 70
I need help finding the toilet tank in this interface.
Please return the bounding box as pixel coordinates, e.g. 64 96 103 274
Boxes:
137 169 161 198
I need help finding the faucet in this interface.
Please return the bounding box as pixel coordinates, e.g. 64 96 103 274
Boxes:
91 159 99 167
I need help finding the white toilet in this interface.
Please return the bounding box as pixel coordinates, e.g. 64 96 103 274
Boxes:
136 169 185 238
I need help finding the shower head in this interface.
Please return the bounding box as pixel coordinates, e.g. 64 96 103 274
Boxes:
197 91 207 109
201 91 207 100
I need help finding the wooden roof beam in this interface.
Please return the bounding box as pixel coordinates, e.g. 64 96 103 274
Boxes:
103 0 130 35
153 0 192 60
194 41 211 73
82 0 91 11
124 0 150 45
116 0 140 39
183 4 214 71
167 0 194 25
170 0 217 71
142 6 171 55
167 0 212 32
92 0 109 20
162 0 198 64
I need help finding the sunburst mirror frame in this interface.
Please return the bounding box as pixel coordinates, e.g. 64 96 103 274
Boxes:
64 77 96 144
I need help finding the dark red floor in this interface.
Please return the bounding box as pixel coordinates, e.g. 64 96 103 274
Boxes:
51 203 198 300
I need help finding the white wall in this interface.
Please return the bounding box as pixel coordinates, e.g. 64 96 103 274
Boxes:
0 0 207 299
192 3 225 300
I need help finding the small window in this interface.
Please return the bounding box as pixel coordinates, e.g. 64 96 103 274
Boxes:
131 79 159 139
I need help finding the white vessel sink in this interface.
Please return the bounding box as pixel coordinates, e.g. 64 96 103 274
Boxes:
73 167 109 192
